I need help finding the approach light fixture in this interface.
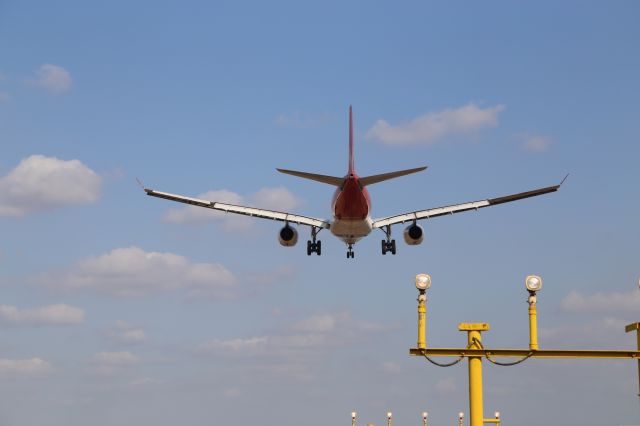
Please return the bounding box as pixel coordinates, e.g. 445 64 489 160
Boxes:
352 412 357 420
422 412 428 419
525 275 542 292
387 412 392 419
458 412 464 419
415 274 432 290
494 411 500 419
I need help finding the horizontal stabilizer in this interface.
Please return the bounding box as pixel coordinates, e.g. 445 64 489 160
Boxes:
359 166 427 186
277 168 344 186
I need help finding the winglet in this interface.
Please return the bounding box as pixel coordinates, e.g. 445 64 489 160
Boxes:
135 178 145 190
560 173 570 186
136 178 153 194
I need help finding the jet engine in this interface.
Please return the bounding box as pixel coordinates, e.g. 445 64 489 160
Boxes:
403 223 424 245
278 225 298 247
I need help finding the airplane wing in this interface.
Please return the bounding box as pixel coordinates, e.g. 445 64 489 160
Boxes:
371 179 566 229
144 188 330 229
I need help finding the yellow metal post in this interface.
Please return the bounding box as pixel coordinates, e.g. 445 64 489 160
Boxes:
528 292 538 350
418 290 427 349
626 322 640 397
459 323 489 426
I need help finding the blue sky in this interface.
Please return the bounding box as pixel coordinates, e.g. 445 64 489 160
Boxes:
0 1 639 425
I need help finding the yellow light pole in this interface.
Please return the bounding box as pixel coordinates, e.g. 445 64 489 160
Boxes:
626 322 640 397
386 412 392 426
458 411 464 426
525 275 542 350
410 274 640 424
351 412 357 426
416 274 431 349
459 323 489 426
422 411 428 426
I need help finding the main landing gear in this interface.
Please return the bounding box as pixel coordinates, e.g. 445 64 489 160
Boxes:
381 225 396 255
307 226 321 256
346 244 355 259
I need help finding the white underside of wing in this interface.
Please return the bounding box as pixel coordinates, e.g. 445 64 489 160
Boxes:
145 189 330 229
372 200 490 228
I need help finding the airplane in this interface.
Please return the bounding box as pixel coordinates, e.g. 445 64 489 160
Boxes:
142 106 565 259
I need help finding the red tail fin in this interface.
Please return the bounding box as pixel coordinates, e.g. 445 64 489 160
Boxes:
348 105 355 174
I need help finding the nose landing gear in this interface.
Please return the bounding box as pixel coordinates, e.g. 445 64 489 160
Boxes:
346 244 355 258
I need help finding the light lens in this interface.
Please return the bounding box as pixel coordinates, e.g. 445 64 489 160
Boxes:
459 412 464 419
494 411 500 419
352 412 357 419
416 274 432 290
387 412 392 419
422 412 428 418
525 275 542 292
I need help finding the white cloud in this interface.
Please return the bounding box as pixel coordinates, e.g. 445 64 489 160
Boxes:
105 321 146 345
0 155 101 217
29 64 72 93
129 377 164 386
0 304 84 325
0 358 53 377
163 186 303 231
197 311 389 382
561 290 640 313
36 246 237 299
521 134 552 153
199 336 270 356
199 310 389 359
366 103 505 146
293 312 344 333
89 351 139 376
92 351 139 366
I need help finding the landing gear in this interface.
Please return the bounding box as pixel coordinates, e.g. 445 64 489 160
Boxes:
307 226 321 256
346 244 355 259
381 225 396 255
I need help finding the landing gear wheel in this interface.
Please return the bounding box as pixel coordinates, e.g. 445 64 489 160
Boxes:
346 244 355 259
307 240 321 256
307 226 322 256
381 239 397 255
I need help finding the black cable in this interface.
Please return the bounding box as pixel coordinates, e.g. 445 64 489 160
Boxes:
472 337 533 366
422 353 464 367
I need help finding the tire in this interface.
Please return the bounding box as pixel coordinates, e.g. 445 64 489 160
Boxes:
316 240 321 256
391 239 396 255
307 241 312 256
381 240 387 255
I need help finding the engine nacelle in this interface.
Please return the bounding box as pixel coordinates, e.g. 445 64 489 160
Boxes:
403 223 424 245
278 225 298 247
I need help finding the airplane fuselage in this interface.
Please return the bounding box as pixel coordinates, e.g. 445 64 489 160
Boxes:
330 173 373 245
